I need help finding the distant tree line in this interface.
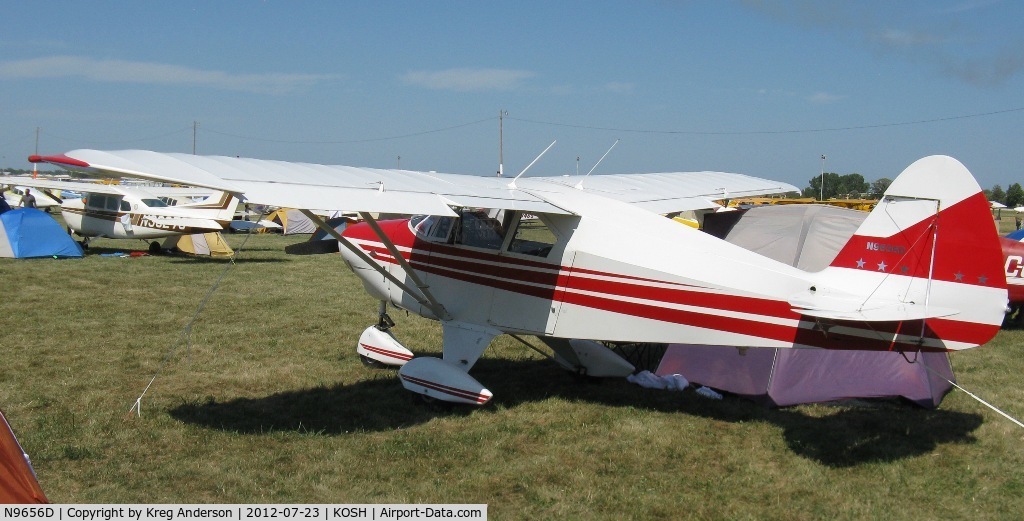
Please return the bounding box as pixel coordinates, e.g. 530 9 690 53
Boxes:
802 171 1022 207
800 172 892 200
985 183 1024 209
1 168 62 177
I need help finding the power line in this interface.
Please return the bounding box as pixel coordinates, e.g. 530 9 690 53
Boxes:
40 125 194 145
508 106 1024 136
201 117 494 144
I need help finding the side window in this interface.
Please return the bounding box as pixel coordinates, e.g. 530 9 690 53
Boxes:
455 210 506 250
120 200 131 211
508 214 558 257
106 196 121 212
86 194 106 209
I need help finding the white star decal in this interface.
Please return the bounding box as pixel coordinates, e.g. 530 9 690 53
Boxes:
954 272 964 281
877 261 887 272
856 258 866 269
979 275 988 284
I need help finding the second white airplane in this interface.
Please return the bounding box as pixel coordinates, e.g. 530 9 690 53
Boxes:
4 177 238 251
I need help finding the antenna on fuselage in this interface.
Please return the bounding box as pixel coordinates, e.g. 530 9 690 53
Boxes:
575 139 619 189
508 140 556 189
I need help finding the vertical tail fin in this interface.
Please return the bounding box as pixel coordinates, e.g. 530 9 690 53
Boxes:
180 191 239 222
802 156 1006 350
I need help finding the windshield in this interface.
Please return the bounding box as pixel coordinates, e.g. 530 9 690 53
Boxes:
410 215 456 243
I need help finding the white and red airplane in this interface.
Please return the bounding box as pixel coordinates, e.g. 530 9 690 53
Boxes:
29 151 1008 405
3 176 237 251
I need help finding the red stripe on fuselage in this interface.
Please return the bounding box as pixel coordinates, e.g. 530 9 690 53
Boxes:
344 220 995 350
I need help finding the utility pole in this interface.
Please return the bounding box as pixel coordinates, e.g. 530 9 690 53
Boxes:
193 121 199 155
498 110 508 177
820 154 827 201
33 127 40 178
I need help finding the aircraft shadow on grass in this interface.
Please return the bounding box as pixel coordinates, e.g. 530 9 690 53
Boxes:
168 356 983 468
77 245 288 263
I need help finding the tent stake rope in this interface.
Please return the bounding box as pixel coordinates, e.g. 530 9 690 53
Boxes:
128 219 263 418
913 354 1024 429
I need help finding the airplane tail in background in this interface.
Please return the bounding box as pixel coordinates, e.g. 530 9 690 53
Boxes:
791 155 1007 351
180 191 239 222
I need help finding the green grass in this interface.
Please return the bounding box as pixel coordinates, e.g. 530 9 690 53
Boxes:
1 226 1023 519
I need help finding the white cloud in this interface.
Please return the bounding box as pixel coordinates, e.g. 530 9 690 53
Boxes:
0 55 339 94
604 81 635 94
401 68 535 92
872 28 943 48
807 92 846 104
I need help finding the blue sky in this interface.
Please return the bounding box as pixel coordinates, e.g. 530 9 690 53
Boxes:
1 1 1022 190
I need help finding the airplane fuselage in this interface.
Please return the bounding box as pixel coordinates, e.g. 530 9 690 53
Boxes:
1001 236 1024 306
60 194 233 240
340 181 1006 353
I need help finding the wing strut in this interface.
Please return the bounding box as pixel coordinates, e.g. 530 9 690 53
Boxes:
357 211 451 319
298 209 451 321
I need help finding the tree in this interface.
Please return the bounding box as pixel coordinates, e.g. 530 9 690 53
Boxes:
990 184 1006 205
1005 183 1024 209
869 178 892 198
834 173 868 198
802 172 869 200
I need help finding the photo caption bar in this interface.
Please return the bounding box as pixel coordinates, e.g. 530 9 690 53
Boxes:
1 505 487 521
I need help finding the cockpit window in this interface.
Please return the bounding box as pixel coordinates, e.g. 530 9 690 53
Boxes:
454 210 506 250
141 198 168 208
507 214 558 257
412 210 560 257
410 214 456 243
85 194 106 209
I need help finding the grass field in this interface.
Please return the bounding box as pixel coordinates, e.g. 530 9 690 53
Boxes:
1 220 1023 519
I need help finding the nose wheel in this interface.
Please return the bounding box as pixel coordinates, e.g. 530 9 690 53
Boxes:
356 303 415 368
359 353 392 368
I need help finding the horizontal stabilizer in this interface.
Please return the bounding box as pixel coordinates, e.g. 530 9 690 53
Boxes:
789 289 959 322
791 304 959 322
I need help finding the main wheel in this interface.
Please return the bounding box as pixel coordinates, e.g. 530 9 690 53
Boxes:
359 354 390 369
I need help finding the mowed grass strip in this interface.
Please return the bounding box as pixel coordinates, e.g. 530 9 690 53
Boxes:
0 227 1022 519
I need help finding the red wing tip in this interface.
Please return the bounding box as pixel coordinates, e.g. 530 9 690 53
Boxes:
27 154 91 168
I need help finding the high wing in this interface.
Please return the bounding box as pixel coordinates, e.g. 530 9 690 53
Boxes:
30 150 798 215
1 176 127 197
525 172 798 214
4 175 219 207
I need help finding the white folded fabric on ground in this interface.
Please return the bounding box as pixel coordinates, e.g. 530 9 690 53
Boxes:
626 370 689 391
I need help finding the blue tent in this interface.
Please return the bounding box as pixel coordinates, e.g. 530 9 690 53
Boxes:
0 208 83 258
1006 229 1024 241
